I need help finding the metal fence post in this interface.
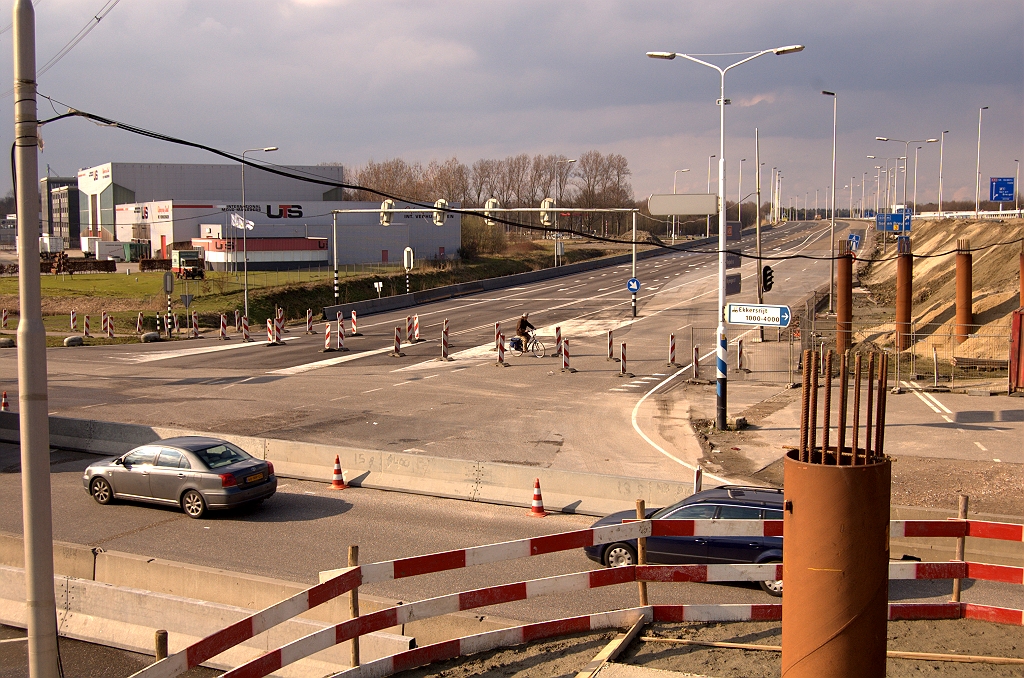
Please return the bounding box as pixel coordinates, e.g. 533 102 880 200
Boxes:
635 499 648 606
349 545 360 667
951 495 969 602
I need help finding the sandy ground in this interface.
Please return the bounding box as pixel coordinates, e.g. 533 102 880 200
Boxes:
393 619 1024 677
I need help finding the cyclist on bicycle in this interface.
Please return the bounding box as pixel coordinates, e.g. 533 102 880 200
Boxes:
515 313 535 352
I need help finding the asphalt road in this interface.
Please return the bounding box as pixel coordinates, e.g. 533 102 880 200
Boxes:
1 220 842 484
2 442 1020 628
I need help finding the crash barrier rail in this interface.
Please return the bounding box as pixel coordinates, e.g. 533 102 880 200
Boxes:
131 518 1024 678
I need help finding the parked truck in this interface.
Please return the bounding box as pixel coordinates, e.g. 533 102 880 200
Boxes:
172 249 205 279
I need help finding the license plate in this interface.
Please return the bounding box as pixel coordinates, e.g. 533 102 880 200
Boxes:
245 472 264 483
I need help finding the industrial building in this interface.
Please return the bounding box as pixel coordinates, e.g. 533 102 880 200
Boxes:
76 162 345 246
114 199 460 269
39 176 80 249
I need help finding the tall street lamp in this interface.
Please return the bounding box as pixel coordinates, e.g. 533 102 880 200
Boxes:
876 136 938 211
649 43 806 431
241 146 278 323
822 91 838 311
939 130 949 212
737 158 746 223
912 147 922 214
1015 159 1020 212
976 106 989 216
706 154 716 237
672 168 690 243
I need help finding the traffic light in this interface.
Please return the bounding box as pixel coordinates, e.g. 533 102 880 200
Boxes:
433 199 448 227
379 198 395 226
540 197 556 226
762 265 775 293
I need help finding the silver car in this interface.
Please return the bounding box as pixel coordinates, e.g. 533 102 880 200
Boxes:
82 436 277 519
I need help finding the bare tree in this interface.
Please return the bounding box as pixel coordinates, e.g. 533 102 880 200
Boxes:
470 158 499 206
425 157 471 205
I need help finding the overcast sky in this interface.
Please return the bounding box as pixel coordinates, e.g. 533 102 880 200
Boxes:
2 0 1022 207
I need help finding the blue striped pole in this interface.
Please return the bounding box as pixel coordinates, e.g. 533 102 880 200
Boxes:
717 329 728 429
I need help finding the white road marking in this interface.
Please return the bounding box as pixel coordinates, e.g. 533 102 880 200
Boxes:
269 345 397 375
974 442 988 452
361 387 382 394
116 337 296 363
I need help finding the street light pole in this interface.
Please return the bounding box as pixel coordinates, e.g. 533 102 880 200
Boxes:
755 128 763 341
976 106 988 216
13 2 60 675
737 158 746 224
672 168 690 243
913 147 922 215
555 158 576 264
939 130 949 212
706 154 715 237
823 90 837 312
1015 159 1020 212
648 43 804 431
240 146 277 323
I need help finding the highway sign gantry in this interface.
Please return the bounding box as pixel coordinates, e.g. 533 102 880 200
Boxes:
725 303 791 327
627 278 641 293
875 212 911 232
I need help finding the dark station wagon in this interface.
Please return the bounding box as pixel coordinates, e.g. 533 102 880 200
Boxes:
584 485 784 595
83 436 277 519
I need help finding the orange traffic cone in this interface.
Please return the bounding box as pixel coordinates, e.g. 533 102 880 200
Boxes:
329 455 347 490
529 478 547 517
0 391 8 412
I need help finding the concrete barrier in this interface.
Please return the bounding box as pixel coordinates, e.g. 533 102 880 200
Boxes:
0 412 695 516
0 531 97 579
0 565 412 676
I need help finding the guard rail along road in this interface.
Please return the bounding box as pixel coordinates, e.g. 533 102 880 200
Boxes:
128 516 1024 678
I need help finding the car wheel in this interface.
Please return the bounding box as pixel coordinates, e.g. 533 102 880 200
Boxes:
603 542 637 567
759 560 783 597
90 477 114 505
181 490 207 519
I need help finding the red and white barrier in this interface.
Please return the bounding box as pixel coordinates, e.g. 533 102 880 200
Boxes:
389 327 403 357
192 311 199 339
70 310 76 332
219 314 228 340
529 478 547 517
83 315 90 338
607 329 614 361
668 333 676 366
134 517 1024 678
267 319 274 343
351 310 359 336
235 310 241 332
406 315 413 343
496 333 506 366
241 316 250 342
337 321 346 351
561 338 573 373
101 311 108 336
692 345 700 379
306 309 314 334
173 314 180 335
136 312 143 334
619 342 627 375
1 392 8 412
494 321 500 351
1 308 7 329
693 466 703 493
555 326 562 356
106 316 114 338
274 316 283 342
336 311 343 338
413 314 421 341
323 324 333 352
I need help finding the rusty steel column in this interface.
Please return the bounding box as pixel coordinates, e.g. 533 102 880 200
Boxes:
1019 244 1023 309
836 239 853 354
895 237 912 351
782 453 891 677
955 238 973 344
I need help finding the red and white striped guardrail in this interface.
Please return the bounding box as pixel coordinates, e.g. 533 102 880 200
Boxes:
338 312 346 337
83 314 90 337
219 313 228 340
132 518 1024 678
240 315 249 341
496 334 506 366
668 333 676 366
337 322 346 351
191 311 199 338
266 319 274 343
555 325 562 356
350 310 359 335
70 309 76 332
2 308 7 328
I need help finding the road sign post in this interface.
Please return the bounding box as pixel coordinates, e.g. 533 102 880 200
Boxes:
725 303 792 327
403 247 414 295
627 277 640 319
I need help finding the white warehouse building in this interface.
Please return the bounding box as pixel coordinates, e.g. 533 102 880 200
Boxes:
114 200 460 269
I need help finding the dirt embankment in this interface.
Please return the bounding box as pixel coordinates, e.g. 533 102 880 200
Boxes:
859 217 1023 335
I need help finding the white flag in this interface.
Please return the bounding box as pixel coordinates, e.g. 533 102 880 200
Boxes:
231 213 254 230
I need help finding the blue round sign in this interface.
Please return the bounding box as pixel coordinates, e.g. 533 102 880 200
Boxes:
627 277 641 293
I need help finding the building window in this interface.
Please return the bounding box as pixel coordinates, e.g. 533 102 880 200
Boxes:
381 250 388 263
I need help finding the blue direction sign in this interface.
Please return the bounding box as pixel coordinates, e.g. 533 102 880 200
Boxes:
626 277 641 293
848 233 862 250
875 212 911 232
990 177 1015 203
725 303 791 327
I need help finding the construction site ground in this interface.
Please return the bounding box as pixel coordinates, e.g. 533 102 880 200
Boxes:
391 619 1024 677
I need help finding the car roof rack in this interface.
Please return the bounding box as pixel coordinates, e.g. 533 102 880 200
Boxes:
717 485 783 499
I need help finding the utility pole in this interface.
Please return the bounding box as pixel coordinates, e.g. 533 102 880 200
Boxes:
755 128 763 342
14 1 60 676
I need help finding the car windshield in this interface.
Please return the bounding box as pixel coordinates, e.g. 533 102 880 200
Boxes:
651 499 692 519
192 443 250 470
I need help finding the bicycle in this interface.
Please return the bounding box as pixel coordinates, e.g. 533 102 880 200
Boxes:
509 330 546 358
